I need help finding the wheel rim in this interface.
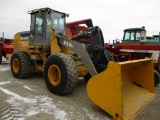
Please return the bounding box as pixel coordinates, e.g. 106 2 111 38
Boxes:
48 64 61 86
12 58 19 73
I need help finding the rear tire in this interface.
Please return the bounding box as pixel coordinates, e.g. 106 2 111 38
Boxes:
105 49 114 61
0 49 2 64
84 73 91 82
10 51 32 79
43 53 78 95
154 70 160 87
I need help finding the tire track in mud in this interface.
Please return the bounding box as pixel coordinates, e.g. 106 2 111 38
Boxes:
0 77 27 120
0 66 24 120
0 64 110 120
12 80 102 120
0 80 68 120
0 77 110 120
0 102 23 120
0 65 67 120
0 88 24 120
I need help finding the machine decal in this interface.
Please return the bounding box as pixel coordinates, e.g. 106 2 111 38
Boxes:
63 41 73 48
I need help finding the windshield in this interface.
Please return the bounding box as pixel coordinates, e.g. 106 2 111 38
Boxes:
51 11 65 35
153 36 159 41
124 31 141 40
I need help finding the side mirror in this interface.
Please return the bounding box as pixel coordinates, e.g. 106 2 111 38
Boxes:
140 30 146 42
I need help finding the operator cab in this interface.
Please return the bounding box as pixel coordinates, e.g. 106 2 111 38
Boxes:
28 8 68 50
153 35 160 41
123 26 146 43
146 36 154 41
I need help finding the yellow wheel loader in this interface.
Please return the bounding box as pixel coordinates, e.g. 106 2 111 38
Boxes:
11 8 155 120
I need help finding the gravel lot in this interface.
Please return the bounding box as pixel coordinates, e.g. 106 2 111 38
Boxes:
0 58 160 120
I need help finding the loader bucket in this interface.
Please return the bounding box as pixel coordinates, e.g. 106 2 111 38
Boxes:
87 58 155 120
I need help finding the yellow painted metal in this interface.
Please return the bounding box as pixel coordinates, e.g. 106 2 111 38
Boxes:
41 51 48 61
48 64 61 86
31 8 46 13
12 58 20 73
29 8 63 14
87 58 155 120
31 60 43 72
76 61 88 77
14 34 21 52
14 33 30 52
50 29 61 54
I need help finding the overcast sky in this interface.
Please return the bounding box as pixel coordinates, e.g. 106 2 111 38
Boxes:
0 0 160 42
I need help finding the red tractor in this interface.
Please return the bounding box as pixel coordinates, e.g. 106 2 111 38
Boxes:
0 38 14 64
66 18 94 42
66 18 114 58
105 27 160 86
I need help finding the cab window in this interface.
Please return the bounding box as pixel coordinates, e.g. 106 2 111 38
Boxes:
30 13 43 35
35 13 43 35
135 32 140 40
124 32 130 40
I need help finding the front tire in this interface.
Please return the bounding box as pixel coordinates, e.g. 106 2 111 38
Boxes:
10 51 32 79
154 70 160 87
44 53 78 95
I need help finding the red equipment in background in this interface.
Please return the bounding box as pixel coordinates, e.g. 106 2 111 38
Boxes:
105 27 160 86
66 22 160 86
0 38 14 64
66 18 93 42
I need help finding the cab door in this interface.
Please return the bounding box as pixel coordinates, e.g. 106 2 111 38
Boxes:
29 12 44 46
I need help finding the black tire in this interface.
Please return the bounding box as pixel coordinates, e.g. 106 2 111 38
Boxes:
154 70 160 87
10 51 32 79
84 73 91 82
94 50 114 73
0 49 2 64
43 53 78 95
105 49 114 61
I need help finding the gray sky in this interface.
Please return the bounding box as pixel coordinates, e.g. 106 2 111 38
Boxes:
0 0 160 42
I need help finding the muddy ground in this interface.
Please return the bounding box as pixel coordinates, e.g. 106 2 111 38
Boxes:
0 58 160 120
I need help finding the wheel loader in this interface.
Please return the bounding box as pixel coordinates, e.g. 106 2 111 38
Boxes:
11 8 155 120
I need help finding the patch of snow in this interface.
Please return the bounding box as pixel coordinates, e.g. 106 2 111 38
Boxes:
27 110 39 116
25 96 67 120
23 85 35 91
0 87 37 104
83 108 94 119
83 108 108 120
0 67 10 71
79 77 84 80
2 56 7 61
0 87 68 120
0 81 11 85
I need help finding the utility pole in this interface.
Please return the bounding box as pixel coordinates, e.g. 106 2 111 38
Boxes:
2 32 4 40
